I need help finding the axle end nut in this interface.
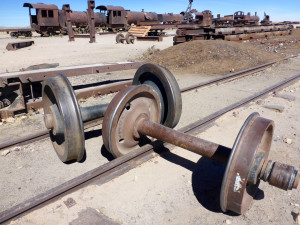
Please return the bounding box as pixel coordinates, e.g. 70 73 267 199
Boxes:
266 161 299 190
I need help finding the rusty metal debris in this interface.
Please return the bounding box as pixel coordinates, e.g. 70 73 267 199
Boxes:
0 62 143 119
6 41 34 51
0 28 33 38
136 36 163 42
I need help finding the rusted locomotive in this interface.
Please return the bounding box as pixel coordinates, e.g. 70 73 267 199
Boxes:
213 11 259 27
23 3 184 36
24 3 106 36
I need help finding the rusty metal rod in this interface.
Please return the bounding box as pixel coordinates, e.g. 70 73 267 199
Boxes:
138 118 231 165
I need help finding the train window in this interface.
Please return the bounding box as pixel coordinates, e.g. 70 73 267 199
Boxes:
48 10 54 18
30 8 37 16
118 11 121 17
41 10 47 18
113 11 117 17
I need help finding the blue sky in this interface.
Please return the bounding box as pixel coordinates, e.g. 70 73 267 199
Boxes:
0 0 299 27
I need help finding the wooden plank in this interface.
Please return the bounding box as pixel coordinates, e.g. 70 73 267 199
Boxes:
128 25 152 37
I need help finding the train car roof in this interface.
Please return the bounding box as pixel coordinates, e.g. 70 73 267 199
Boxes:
23 3 58 10
96 5 125 11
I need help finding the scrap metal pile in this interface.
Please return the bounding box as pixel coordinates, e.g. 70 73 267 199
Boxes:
173 10 293 44
42 63 299 214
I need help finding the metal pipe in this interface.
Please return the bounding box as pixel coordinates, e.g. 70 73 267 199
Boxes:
80 103 108 122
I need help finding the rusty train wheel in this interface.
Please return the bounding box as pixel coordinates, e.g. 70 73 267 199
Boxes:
42 74 84 163
102 85 161 157
132 64 182 128
116 33 125 44
125 33 135 44
220 113 274 214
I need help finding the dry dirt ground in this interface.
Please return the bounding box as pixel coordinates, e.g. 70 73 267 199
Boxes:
144 29 300 75
0 30 300 225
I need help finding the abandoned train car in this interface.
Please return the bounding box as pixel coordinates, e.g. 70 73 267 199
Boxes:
23 3 184 35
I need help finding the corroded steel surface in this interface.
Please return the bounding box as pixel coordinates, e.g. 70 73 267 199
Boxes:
6 41 34 51
23 3 58 10
220 113 273 214
87 1 96 43
63 4 74 41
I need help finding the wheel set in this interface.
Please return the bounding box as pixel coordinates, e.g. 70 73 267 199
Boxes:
42 64 181 162
42 63 299 214
116 33 135 44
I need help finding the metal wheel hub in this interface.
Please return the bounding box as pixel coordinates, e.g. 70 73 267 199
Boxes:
102 85 161 157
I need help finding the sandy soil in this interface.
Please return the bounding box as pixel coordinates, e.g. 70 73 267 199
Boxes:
0 30 300 224
0 31 175 74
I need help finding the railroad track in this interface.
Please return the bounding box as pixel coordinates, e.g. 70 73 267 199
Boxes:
0 55 298 151
0 68 300 224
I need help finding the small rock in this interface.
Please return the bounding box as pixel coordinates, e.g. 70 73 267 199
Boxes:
274 93 295 101
6 117 15 123
284 138 292 145
225 219 232 224
1 150 10 156
134 176 138 182
0 122 3 126
232 112 237 117
256 100 263 105
12 147 21 152
295 203 300 207
21 116 27 120
263 105 285 113
290 90 294 93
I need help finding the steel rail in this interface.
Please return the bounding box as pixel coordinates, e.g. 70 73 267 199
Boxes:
181 55 298 93
1 72 300 224
0 55 298 151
